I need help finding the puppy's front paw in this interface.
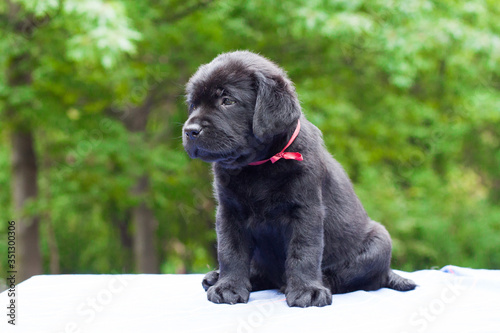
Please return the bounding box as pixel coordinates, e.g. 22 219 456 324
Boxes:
286 284 332 307
207 280 250 305
202 270 219 291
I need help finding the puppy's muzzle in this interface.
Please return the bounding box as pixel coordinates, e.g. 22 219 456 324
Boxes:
184 124 203 140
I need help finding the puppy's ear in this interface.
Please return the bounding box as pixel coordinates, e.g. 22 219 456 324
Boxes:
253 72 301 141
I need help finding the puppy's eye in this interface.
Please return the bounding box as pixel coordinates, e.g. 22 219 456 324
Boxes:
222 98 236 106
189 103 196 111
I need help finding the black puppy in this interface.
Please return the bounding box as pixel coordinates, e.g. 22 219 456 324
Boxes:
182 51 416 307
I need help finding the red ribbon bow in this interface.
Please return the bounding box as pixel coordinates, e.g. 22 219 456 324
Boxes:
249 120 303 166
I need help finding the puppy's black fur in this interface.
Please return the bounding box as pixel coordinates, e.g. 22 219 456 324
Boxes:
183 51 416 307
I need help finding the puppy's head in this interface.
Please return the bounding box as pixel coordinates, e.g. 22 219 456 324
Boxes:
183 51 301 169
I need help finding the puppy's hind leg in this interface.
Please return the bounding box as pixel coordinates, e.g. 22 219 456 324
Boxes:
324 221 416 293
386 270 417 291
364 221 416 292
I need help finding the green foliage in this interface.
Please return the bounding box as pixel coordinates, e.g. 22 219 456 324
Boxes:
0 0 499 280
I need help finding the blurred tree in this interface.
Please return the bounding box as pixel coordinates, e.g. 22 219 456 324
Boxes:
0 0 499 282
3 0 51 281
0 0 142 280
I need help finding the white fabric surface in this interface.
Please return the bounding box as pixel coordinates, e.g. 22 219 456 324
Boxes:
1 266 499 333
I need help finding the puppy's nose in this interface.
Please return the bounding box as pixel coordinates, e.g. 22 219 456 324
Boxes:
184 124 203 140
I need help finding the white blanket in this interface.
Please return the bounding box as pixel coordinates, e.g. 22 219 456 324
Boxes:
1 266 499 332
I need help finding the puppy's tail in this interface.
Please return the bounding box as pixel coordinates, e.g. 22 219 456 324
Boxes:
386 270 417 291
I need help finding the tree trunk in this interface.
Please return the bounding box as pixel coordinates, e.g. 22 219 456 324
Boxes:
11 130 43 281
6 5 43 280
110 206 133 272
123 98 159 273
131 175 159 273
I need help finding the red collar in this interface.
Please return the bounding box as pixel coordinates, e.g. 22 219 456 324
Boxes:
249 120 303 166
